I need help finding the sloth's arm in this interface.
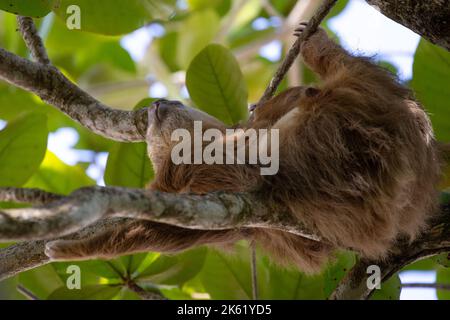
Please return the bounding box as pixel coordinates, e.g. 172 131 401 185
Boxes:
299 26 372 81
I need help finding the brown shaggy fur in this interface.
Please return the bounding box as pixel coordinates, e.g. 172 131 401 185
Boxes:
45 29 441 274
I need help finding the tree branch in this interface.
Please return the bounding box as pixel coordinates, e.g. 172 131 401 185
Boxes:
402 283 450 290
0 18 149 142
0 187 63 204
330 204 450 300
258 0 338 104
0 48 148 142
0 187 320 242
365 0 450 51
17 16 50 65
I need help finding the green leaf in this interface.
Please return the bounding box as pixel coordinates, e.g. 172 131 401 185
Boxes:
230 0 261 32
159 287 194 300
129 253 160 277
199 242 326 300
0 86 40 120
137 247 207 285
0 113 48 187
0 0 51 17
156 31 180 72
436 267 450 300
19 265 64 299
104 99 155 188
258 255 326 300
177 9 220 68
47 284 121 300
104 141 154 188
188 0 231 16
402 256 438 271
52 260 123 283
113 252 161 279
76 41 137 74
25 151 94 194
370 274 401 300
435 253 450 268
196 245 252 299
0 277 24 299
411 40 450 141
323 251 356 297
327 0 349 19
51 0 176 35
186 44 248 125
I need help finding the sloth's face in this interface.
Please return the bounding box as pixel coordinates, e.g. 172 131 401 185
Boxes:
147 99 226 141
146 99 226 167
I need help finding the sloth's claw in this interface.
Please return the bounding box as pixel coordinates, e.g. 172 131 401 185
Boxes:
294 21 308 37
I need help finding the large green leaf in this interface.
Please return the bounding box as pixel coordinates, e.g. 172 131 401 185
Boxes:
104 141 154 188
258 256 326 300
0 86 41 120
0 0 51 17
47 284 121 300
197 243 327 300
177 9 220 68
435 253 450 268
411 40 450 141
0 277 24 299
327 0 349 19
436 267 450 300
25 151 94 194
370 274 401 300
230 0 261 33
52 260 123 284
0 113 47 187
104 99 154 188
323 251 356 297
186 44 248 124
137 247 207 285
18 265 64 299
51 0 176 35
196 247 252 299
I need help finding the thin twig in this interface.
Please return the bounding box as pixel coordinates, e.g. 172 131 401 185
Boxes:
17 16 50 65
125 280 165 300
17 284 40 300
402 283 450 290
258 0 338 104
250 241 258 300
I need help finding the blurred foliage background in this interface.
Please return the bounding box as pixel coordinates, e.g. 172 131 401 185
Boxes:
0 0 449 300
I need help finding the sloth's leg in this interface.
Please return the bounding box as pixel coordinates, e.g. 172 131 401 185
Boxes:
45 220 243 261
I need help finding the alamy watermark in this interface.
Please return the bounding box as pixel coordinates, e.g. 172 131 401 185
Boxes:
170 121 280 175
66 5 81 30
66 265 81 290
366 265 381 290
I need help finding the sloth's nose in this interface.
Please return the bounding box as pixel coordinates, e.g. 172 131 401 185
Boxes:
152 99 184 123
152 99 183 109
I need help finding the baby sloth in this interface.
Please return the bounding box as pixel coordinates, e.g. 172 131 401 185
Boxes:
45 27 441 273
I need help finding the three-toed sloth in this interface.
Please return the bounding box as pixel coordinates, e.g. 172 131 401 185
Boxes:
45 27 442 273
